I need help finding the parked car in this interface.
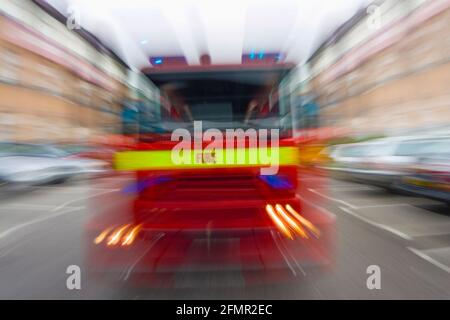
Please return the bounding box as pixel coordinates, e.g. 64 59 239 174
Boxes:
327 136 450 190
398 140 450 204
58 144 116 166
0 142 108 188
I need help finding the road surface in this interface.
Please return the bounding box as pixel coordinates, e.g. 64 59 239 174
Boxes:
0 176 449 299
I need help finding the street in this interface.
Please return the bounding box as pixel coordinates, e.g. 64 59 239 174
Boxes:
0 177 449 299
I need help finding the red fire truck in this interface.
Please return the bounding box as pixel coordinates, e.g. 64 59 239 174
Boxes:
86 63 335 287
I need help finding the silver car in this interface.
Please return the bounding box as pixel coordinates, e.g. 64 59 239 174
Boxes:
0 143 108 188
327 136 450 190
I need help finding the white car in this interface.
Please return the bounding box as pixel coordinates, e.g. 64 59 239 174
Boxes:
0 143 108 187
327 136 450 190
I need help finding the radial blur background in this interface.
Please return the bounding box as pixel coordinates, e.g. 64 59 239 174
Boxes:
0 0 449 299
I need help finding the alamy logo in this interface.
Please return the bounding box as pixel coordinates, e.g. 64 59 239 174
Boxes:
67 5 81 30
366 265 381 290
66 265 81 290
171 121 280 175
366 5 382 30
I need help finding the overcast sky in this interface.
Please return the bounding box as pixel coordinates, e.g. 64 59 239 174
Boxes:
45 0 373 69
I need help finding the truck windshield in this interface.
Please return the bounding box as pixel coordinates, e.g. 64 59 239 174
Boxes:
129 66 295 139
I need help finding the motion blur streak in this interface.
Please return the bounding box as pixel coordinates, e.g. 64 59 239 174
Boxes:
121 225 142 246
285 204 321 238
93 227 113 245
265 204 293 240
94 224 143 246
274 204 308 239
107 225 131 246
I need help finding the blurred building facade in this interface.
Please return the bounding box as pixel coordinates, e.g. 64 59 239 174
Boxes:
0 0 134 143
301 0 450 137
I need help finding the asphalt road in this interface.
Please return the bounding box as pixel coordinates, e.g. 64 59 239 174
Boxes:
0 176 449 299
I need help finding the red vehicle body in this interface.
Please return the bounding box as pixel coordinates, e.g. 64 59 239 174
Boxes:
86 64 335 287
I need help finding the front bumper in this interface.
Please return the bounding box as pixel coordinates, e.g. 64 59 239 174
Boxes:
85 196 335 286
86 225 334 287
